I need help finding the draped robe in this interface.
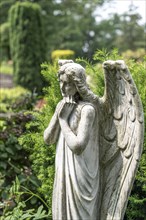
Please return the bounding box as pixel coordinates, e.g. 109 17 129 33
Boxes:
52 102 100 220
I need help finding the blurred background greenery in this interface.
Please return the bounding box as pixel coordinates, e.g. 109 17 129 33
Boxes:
0 0 145 92
0 0 145 219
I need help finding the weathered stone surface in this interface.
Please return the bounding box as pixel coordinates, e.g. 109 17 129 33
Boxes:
44 60 144 220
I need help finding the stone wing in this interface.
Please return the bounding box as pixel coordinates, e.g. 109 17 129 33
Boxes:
98 60 144 220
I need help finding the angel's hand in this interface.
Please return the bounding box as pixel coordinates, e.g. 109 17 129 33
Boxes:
55 100 64 113
58 96 76 120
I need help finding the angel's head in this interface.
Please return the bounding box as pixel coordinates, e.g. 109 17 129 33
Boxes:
58 60 98 102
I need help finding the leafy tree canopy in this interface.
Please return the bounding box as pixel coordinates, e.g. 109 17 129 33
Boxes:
0 0 145 59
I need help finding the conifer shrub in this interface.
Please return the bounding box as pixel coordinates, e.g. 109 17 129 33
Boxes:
19 62 62 217
124 57 146 220
9 2 46 94
0 0 15 25
0 22 10 61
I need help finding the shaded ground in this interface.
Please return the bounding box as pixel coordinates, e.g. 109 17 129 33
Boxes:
0 73 13 88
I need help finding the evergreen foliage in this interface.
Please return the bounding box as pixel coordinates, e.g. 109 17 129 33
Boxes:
124 59 146 220
1 177 49 219
8 2 46 93
19 62 62 217
0 22 10 61
122 49 145 62
0 0 15 24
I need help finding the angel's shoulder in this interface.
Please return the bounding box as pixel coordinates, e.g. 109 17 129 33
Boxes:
79 102 96 118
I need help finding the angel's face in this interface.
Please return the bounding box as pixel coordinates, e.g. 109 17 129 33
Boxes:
59 74 77 97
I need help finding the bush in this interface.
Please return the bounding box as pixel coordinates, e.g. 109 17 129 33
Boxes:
0 177 49 219
124 58 146 220
19 62 62 217
0 86 30 113
122 48 146 62
51 49 75 61
0 0 15 25
0 61 13 75
0 22 11 61
9 2 46 94
0 89 46 218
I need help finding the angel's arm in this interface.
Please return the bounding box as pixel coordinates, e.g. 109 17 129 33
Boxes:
58 104 95 155
44 102 62 145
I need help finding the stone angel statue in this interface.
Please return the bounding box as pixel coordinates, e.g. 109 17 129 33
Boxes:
44 60 144 220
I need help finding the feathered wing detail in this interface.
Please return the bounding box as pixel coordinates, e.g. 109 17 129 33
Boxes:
98 60 144 220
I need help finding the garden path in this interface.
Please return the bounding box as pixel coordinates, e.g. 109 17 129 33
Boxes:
0 73 13 88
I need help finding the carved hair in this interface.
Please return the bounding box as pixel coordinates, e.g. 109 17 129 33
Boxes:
58 60 98 103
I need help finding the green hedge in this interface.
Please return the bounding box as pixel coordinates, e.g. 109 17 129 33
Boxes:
9 2 46 94
0 22 10 61
51 49 75 61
